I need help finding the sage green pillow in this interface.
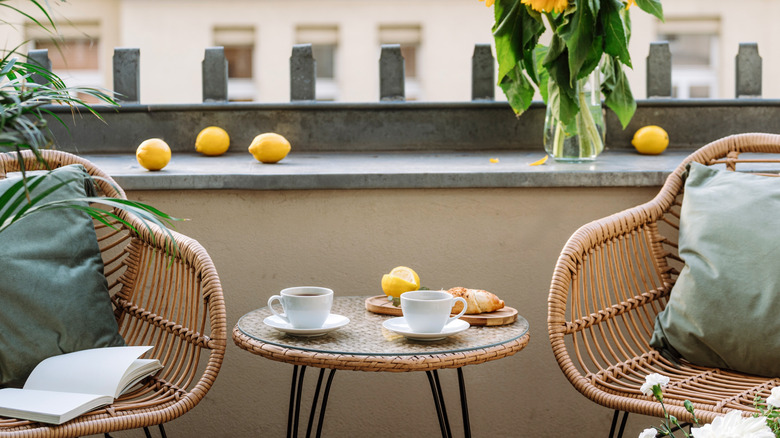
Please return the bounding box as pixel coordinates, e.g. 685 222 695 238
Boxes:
0 164 125 387
650 162 780 377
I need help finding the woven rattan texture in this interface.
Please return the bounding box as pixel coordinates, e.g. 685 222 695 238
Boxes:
234 296 529 372
547 133 780 424
0 151 227 437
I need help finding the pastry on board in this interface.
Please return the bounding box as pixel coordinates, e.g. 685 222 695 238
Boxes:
446 287 505 314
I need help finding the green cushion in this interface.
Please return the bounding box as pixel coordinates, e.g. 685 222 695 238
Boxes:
650 162 780 377
0 164 125 387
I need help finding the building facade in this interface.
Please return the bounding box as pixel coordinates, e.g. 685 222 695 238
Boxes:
1 0 778 104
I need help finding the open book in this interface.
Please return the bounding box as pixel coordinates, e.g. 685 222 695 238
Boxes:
0 346 162 425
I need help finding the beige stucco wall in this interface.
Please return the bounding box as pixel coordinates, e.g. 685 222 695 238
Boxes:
91 185 665 437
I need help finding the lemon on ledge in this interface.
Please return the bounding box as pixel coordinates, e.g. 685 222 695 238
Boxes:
249 132 291 163
195 126 230 156
381 266 420 299
136 138 171 171
632 125 669 155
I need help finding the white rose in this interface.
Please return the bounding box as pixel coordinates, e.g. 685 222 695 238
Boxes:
766 386 780 408
691 410 774 438
638 427 657 438
640 373 670 396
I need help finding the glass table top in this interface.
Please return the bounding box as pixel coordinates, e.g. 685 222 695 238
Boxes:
236 296 529 357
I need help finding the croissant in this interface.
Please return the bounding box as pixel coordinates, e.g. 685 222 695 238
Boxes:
446 287 505 314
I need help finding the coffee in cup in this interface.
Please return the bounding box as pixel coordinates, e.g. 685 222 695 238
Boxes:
267 286 334 329
400 290 468 333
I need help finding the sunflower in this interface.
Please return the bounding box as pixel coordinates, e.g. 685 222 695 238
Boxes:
520 0 568 13
479 0 495 6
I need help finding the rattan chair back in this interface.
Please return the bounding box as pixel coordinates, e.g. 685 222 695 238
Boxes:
0 150 227 437
548 133 780 424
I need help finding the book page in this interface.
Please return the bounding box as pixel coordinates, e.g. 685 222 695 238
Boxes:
23 346 152 397
116 358 163 397
0 388 111 424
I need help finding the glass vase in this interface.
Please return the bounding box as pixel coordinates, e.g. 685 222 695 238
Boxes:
543 70 605 162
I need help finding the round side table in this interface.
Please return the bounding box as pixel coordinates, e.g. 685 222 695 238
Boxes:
233 296 530 438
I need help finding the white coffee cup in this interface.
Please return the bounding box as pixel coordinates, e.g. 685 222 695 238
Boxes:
267 286 334 329
400 290 468 333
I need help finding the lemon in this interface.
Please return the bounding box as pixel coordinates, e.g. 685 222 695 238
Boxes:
632 125 669 155
381 266 420 298
195 126 230 156
248 133 291 163
136 138 171 171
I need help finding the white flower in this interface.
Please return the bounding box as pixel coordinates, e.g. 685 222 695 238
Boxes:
640 373 671 396
638 427 657 438
691 410 774 438
766 386 780 408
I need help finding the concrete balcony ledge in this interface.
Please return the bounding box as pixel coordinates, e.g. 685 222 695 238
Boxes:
82 150 692 191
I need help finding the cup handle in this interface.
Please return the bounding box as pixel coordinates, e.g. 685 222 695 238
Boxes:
448 297 468 324
268 295 289 323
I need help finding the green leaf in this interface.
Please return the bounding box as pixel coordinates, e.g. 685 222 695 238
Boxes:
578 34 604 79
499 64 536 114
493 0 524 83
622 3 632 42
493 0 545 114
520 8 545 50
558 2 598 85
601 0 632 67
546 72 579 128
635 0 664 21
543 35 579 125
602 56 636 128
534 45 550 103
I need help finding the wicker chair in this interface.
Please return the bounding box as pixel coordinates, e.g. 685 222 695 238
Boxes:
547 133 780 436
0 150 227 437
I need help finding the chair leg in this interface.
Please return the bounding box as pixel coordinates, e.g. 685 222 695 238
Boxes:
141 424 166 438
609 410 629 438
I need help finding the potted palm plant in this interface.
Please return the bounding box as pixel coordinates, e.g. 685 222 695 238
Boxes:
0 0 177 235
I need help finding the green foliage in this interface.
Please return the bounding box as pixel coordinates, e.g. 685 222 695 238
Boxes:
0 0 181 249
754 396 780 437
491 0 664 128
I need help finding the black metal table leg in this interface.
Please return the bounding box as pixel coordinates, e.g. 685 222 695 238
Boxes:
285 365 338 438
609 410 630 438
288 365 300 438
305 368 327 438
426 370 450 438
293 366 308 437
432 370 453 438
456 367 471 438
315 369 337 438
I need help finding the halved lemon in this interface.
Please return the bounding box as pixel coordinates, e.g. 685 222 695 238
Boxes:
381 266 420 298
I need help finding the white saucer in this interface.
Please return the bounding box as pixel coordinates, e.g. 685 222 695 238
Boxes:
263 314 350 337
382 317 470 341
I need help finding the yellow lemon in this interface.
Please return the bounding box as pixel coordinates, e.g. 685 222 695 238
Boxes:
136 138 171 171
381 266 421 299
248 133 291 163
195 126 230 156
632 125 669 155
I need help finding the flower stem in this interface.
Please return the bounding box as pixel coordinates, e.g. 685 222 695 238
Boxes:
552 120 564 158
577 88 604 155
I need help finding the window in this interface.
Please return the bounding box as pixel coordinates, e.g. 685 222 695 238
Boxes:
214 26 256 101
379 25 421 100
27 22 102 103
296 26 339 101
658 19 720 99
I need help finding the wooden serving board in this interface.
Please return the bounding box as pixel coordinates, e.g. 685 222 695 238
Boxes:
365 295 518 326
